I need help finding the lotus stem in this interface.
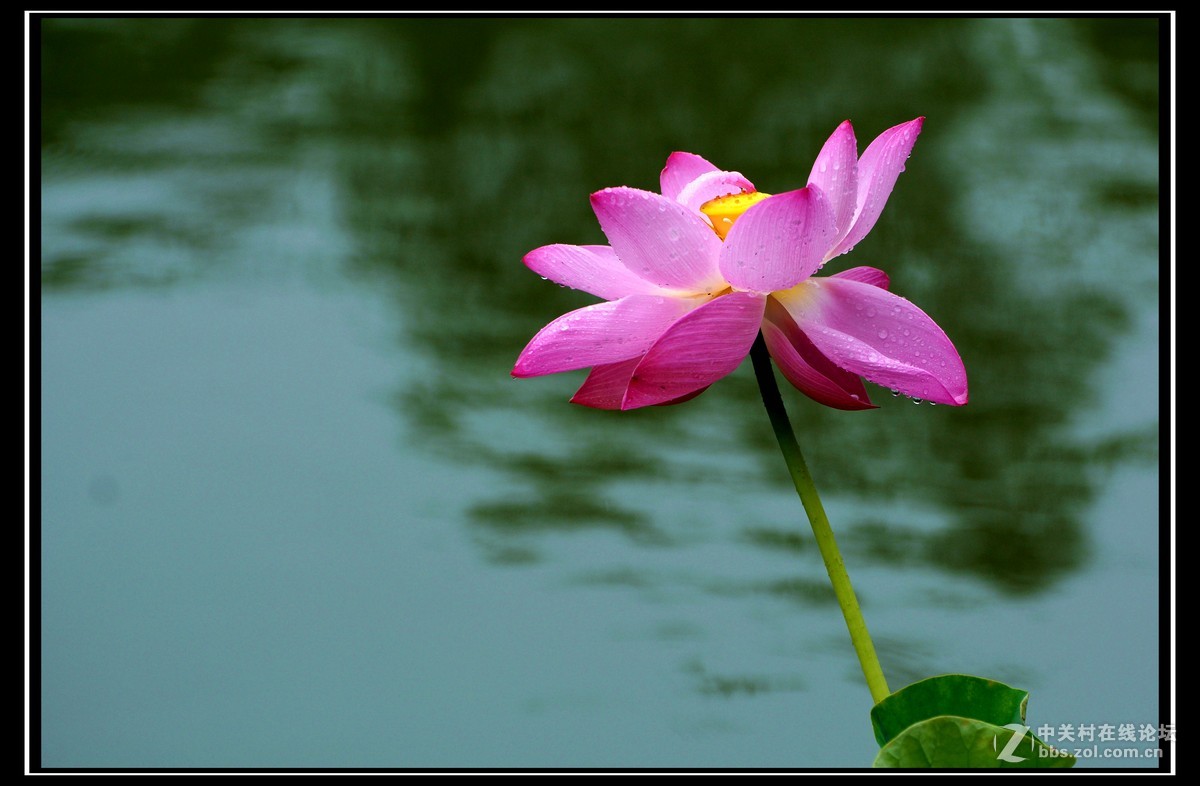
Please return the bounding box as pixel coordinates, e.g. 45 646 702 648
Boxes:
749 332 890 705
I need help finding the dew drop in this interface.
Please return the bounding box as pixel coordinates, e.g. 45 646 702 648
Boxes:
877 329 889 340
891 389 901 397
866 307 876 317
819 160 828 173
912 397 923 405
668 227 680 241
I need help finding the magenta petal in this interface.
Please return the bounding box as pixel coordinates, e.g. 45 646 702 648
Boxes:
675 170 756 213
660 152 720 201
622 292 766 409
570 357 642 410
831 265 890 289
524 244 667 301
512 294 698 378
762 301 875 411
776 277 967 405
570 357 712 409
720 187 837 293
591 187 726 294
807 120 859 248
828 117 923 258
654 386 711 406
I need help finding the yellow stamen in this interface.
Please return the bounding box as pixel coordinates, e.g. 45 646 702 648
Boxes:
699 191 773 240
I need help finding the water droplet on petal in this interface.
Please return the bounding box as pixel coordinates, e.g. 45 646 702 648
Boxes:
912 397 923 405
877 329 889 340
866 307 876 317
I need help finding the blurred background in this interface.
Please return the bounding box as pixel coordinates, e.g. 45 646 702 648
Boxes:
38 16 1163 768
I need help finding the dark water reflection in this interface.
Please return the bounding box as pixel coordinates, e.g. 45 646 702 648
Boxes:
40 16 1162 768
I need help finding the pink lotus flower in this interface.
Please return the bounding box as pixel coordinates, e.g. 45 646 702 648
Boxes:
513 118 968 411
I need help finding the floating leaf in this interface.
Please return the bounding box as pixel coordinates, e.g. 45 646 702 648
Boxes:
871 674 1027 746
873 715 1075 768
870 674 1075 768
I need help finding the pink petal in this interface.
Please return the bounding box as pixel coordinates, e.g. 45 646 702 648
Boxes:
831 265 890 289
571 358 712 409
591 187 726 294
512 294 698 378
762 299 875 411
828 117 924 259
654 386 711 406
775 276 967 405
807 120 859 248
660 152 720 201
622 291 766 409
524 244 668 301
719 187 837 293
675 170 756 214
570 357 642 410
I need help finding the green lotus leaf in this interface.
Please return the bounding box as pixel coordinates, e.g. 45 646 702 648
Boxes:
871 673 1028 746
873 715 1076 768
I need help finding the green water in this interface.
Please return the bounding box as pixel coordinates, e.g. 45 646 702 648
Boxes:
39 17 1163 768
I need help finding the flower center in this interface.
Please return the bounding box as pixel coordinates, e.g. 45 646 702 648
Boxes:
699 191 772 241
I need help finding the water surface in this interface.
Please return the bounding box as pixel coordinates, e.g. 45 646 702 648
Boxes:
39 17 1163 768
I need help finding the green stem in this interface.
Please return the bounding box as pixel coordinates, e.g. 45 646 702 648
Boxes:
749 332 890 705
